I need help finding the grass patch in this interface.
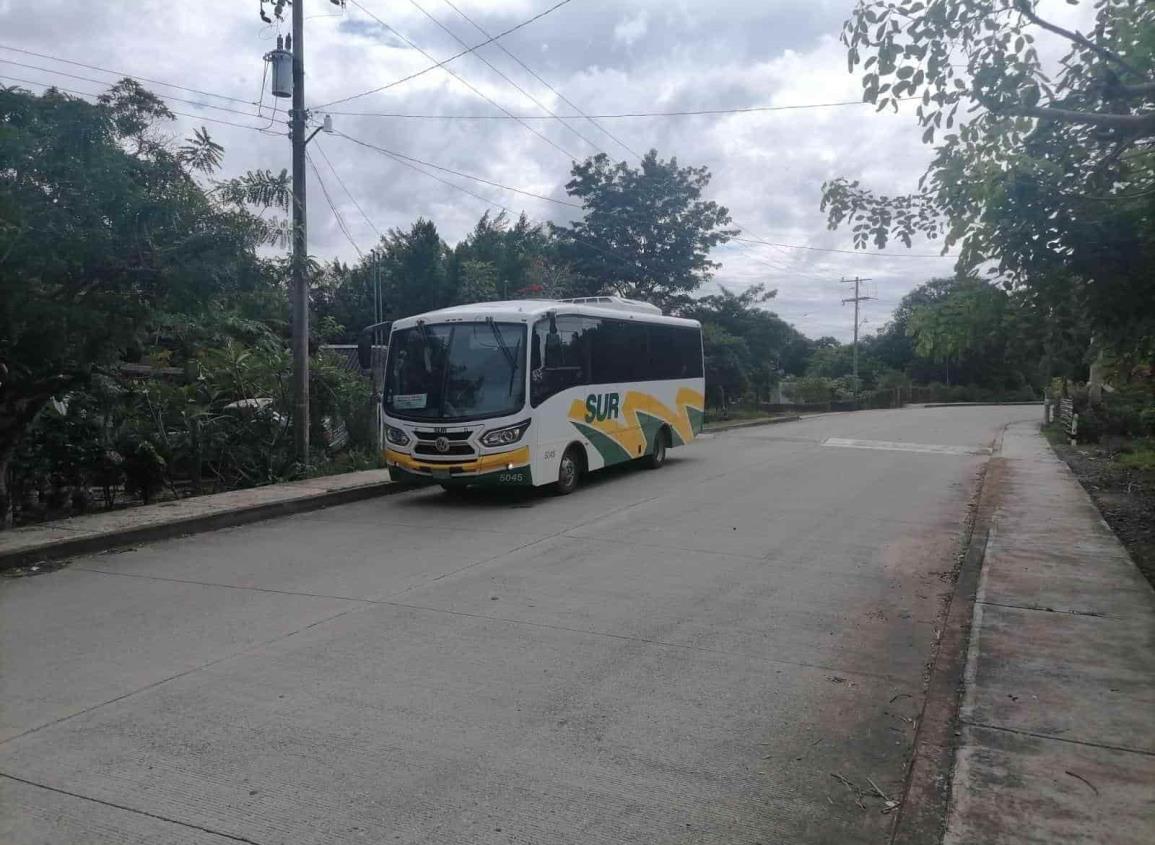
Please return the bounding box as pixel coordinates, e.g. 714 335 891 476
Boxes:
704 406 780 424
1116 440 1155 472
1041 423 1072 446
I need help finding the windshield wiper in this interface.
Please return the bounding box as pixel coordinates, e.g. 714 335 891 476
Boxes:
487 318 520 397
486 317 517 371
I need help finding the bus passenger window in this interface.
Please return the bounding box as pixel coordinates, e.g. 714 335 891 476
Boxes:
531 316 587 406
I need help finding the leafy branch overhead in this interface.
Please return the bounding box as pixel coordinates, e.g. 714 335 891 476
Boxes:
822 0 1155 342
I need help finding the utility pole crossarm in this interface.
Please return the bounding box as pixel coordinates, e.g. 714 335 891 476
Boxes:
839 277 873 394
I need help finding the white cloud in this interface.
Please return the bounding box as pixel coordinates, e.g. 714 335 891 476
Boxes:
0 0 1091 340
613 13 649 47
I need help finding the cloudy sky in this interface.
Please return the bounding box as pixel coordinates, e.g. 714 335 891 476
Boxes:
0 0 1089 339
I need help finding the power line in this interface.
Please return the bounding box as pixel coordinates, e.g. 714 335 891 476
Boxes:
337 129 943 262
404 0 604 155
0 59 270 121
346 134 511 214
335 129 581 208
438 0 641 159
0 42 259 106
732 235 952 259
340 0 578 160
314 139 383 240
314 0 574 109
320 97 918 121
330 130 644 274
307 150 365 259
0 73 283 134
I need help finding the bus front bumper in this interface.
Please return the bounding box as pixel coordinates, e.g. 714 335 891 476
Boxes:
384 447 533 487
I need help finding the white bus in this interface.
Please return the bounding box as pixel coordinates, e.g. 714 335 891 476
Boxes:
360 297 705 494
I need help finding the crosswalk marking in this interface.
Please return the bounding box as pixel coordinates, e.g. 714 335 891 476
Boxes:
823 437 991 456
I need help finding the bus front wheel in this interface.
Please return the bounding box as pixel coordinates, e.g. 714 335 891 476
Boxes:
555 447 583 495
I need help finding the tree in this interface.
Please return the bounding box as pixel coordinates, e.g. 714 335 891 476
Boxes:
378 219 450 318
553 151 737 310
821 1 1155 346
449 211 551 301
687 284 811 401
906 278 1013 385
700 324 750 408
0 83 277 526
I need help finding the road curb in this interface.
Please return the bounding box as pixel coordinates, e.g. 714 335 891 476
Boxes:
889 425 1008 845
0 479 408 571
703 415 803 432
920 402 1041 408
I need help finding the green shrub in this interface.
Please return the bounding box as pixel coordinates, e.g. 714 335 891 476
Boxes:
1140 407 1155 437
1117 440 1155 471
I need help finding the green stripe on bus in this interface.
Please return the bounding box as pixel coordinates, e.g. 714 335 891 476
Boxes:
636 411 668 451
571 421 633 466
686 406 704 436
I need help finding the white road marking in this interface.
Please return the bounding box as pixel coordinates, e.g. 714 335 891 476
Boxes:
823 437 991 456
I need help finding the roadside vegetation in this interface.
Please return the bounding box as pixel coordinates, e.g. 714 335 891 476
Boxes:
826 0 1155 585
4 0 1154 528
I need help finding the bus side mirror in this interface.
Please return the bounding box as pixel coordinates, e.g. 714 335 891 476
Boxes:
357 321 391 370
357 332 372 371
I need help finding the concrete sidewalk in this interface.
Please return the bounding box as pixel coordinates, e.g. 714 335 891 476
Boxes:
0 469 396 569
945 422 1155 844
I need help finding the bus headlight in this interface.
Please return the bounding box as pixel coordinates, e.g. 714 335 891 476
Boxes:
385 425 411 446
480 420 530 447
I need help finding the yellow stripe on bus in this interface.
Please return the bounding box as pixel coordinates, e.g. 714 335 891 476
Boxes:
385 446 530 474
568 388 704 452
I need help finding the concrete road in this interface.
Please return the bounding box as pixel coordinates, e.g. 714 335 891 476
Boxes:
0 406 1037 844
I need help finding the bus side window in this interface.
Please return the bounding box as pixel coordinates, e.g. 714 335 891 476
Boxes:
531 316 587 406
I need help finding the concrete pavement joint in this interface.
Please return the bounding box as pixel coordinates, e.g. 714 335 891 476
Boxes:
55 564 918 686
368 597 916 686
391 446 799 597
0 772 264 844
956 721 1155 758
976 599 1109 618
0 603 366 749
70 565 380 604
559 531 768 562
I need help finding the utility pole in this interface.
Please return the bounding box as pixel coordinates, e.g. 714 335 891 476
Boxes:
267 1 338 467
290 0 310 469
840 277 874 393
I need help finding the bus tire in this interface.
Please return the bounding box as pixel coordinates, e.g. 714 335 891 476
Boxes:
642 427 669 469
555 446 583 495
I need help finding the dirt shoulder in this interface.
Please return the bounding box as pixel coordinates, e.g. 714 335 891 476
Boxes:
1044 428 1155 591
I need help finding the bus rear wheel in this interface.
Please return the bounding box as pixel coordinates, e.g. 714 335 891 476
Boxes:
642 428 669 469
555 447 582 495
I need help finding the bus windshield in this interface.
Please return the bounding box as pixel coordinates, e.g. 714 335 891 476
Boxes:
384 322 527 421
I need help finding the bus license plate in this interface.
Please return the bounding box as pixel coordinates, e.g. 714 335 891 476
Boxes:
431 468 451 480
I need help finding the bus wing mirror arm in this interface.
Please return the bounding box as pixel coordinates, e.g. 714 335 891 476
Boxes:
357 321 392 370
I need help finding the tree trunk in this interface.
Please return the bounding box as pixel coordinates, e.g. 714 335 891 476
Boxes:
0 449 12 530
1087 335 1105 406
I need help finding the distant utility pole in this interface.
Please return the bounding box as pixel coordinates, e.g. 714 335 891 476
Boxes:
840 277 874 392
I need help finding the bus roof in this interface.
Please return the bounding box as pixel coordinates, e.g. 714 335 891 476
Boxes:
390 298 701 330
